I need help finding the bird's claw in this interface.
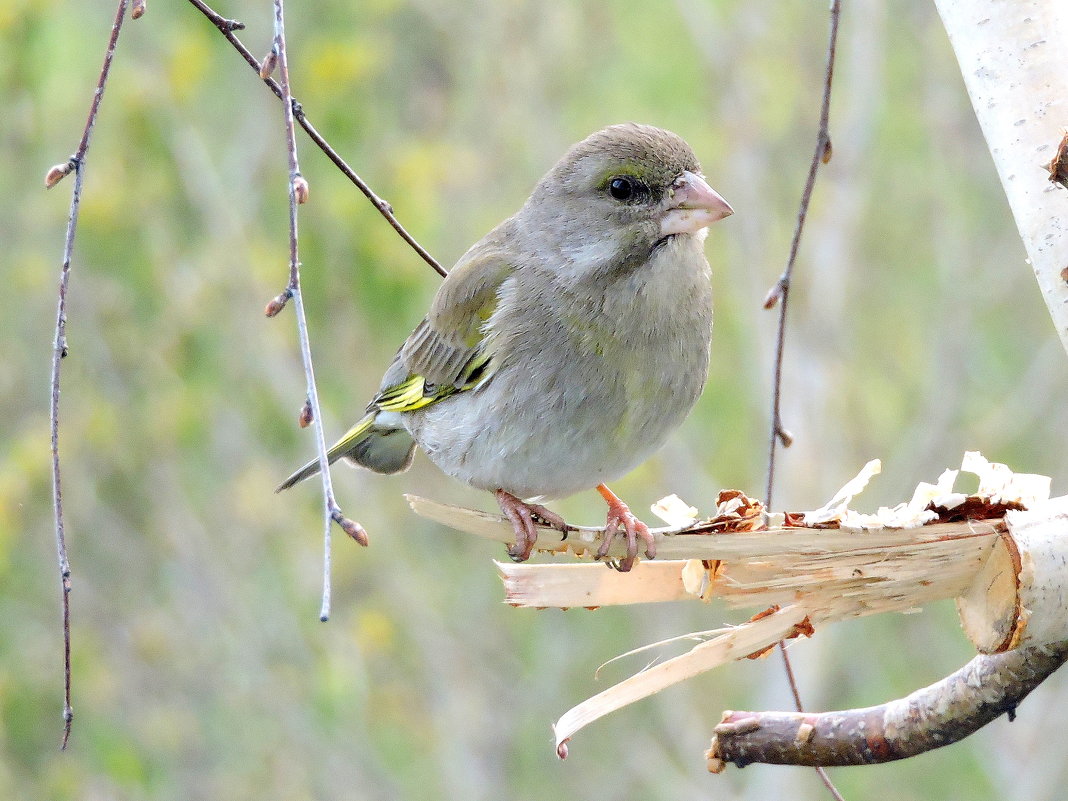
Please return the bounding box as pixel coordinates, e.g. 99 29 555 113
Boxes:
529 504 570 534
595 499 655 573
496 490 572 562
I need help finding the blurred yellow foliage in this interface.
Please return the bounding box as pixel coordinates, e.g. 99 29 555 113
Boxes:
165 28 212 105
353 607 396 656
307 38 384 87
5 1 1067 800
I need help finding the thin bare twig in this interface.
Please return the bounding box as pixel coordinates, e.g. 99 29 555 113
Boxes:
778 644 845 801
764 0 841 511
762 2 842 797
267 0 369 622
189 0 431 618
45 0 131 750
185 0 447 279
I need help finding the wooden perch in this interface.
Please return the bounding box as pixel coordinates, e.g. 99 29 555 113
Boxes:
493 521 1000 615
408 454 1067 758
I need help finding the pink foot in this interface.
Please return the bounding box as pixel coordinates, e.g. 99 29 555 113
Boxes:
495 489 570 562
594 484 655 572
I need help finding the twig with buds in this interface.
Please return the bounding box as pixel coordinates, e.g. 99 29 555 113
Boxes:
264 0 368 622
44 0 140 750
759 2 843 798
186 0 447 279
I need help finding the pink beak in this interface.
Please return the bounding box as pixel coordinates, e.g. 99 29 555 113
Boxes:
660 170 733 237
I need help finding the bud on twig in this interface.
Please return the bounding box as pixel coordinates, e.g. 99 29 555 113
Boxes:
336 515 369 547
292 174 310 205
298 399 313 428
264 288 292 317
259 49 278 80
131 0 146 19
820 136 833 164
763 280 785 310
776 426 795 448
45 161 75 189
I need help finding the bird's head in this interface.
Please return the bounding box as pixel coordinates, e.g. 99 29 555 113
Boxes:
524 123 733 278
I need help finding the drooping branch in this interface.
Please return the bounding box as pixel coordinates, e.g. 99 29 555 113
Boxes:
185 0 447 278
261 0 370 622
759 3 843 795
762 0 840 509
45 0 133 750
188 0 449 618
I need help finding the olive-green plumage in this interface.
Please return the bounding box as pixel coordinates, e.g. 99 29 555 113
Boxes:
278 123 732 564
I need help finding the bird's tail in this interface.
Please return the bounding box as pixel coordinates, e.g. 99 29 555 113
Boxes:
275 412 416 492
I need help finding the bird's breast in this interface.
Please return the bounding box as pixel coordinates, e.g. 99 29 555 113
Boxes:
410 239 714 499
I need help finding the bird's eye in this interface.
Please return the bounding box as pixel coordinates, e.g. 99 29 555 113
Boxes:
608 176 639 201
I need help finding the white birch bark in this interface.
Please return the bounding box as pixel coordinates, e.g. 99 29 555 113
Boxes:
935 0 1068 353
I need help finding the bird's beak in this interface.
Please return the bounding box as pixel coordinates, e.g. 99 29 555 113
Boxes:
660 171 734 237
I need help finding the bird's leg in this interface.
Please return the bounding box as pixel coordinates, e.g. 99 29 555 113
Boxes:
594 483 655 572
495 489 571 562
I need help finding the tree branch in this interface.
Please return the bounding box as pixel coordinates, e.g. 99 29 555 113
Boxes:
263 0 370 622
45 0 132 750
760 3 843 796
762 0 840 510
934 0 1068 355
185 0 447 278
707 641 1068 770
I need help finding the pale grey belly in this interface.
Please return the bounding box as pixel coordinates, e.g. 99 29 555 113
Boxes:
405 336 708 500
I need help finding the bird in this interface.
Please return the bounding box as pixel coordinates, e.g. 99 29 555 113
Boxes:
278 123 733 571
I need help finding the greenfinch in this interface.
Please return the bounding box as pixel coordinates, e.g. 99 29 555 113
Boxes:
279 123 733 570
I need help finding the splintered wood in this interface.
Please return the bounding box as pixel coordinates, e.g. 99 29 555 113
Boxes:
407 452 1060 754
495 521 1000 614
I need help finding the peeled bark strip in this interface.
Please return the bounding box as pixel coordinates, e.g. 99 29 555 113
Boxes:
498 560 691 608
554 605 816 756
707 642 1068 771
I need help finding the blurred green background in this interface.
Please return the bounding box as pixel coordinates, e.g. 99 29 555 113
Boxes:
4 0 1068 798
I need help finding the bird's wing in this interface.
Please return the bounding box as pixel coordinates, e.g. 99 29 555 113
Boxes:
371 242 515 414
